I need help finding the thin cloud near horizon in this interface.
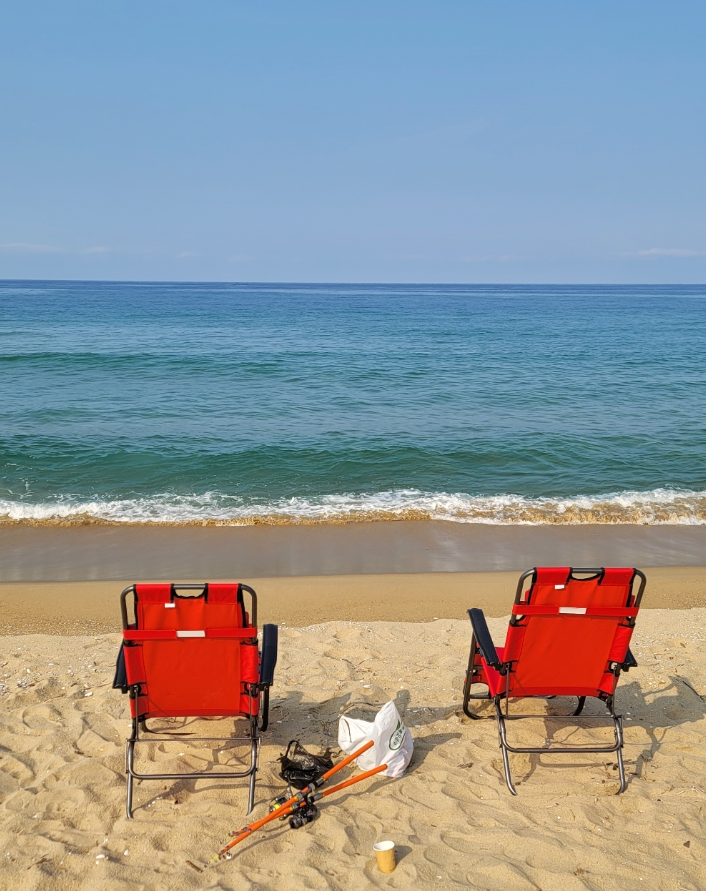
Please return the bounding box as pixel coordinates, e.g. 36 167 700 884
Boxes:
635 248 706 258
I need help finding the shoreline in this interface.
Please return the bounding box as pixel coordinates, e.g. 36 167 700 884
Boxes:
2 566 705 635
2 521 706 582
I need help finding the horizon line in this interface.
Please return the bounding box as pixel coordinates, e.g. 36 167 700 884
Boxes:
1 277 705 288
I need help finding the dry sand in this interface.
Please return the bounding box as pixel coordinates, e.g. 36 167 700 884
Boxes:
2 566 706 635
1 603 705 890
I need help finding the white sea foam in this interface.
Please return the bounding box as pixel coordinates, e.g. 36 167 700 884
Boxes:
1 488 706 526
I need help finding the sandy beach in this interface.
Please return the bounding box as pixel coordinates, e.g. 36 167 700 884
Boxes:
1 566 706 635
4 4 706 887
1 569 706 890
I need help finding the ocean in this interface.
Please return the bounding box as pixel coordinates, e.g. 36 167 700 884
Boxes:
1 281 705 526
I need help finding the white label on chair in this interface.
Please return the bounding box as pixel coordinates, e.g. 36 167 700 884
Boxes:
176 630 206 637
164 603 176 608
555 584 565 589
559 607 586 614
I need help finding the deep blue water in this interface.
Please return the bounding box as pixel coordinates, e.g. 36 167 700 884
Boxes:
1 281 705 524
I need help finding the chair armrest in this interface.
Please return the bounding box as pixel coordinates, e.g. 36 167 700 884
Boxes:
468 608 501 671
260 624 278 686
112 643 128 693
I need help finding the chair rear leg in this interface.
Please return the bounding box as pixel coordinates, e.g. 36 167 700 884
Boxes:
247 768 256 815
615 746 627 793
246 720 258 815
500 741 517 796
494 702 517 795
126 714 139 819
613 716 627 793
126 768 135 819
604 696 627 793
572 696 586 716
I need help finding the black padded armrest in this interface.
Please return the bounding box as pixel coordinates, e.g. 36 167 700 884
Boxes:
622 647 638 671
112 642 128 693
260 624 278 686
468 608 501 671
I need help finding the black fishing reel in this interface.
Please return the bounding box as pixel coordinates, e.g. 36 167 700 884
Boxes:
288 796 318 830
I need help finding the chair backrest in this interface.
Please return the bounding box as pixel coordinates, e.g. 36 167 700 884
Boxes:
122 583 260 719
502 567 644 698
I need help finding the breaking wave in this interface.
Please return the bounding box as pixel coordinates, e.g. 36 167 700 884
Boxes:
1 488 706 526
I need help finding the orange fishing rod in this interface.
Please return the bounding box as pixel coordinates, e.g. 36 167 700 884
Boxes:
317 764 387 800
218 739 374 858
249 764 387 829
267 763 388 826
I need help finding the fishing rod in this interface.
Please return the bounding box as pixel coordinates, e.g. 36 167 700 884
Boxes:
218 739 377 858
270 763 387 830
318 763 387 800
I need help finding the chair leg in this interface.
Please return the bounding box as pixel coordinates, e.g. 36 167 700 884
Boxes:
126 768 134 820
246 722 258 815
494 702 517 795
613 716 627 793
126 714 139 819
604 696 627 793
247 767 256 815
572 696 586 716
125 714 262 818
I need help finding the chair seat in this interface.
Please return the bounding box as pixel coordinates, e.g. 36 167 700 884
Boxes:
481 648 614 699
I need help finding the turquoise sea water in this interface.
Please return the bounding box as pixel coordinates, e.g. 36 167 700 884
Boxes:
1 281 705 525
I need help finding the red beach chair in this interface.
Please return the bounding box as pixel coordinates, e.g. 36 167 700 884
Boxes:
462 567 646 794
113 583 278 818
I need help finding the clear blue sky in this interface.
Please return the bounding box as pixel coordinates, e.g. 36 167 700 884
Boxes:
1 1 704 283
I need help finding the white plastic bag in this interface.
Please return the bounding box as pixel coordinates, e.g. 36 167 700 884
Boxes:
338 700 413 778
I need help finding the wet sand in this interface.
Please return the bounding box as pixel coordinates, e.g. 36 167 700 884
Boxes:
2 521 706 582
1 567 705 635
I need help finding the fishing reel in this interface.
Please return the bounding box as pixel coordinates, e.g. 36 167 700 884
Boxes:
269 793 292 816
268 791 318 829
288 796 318 830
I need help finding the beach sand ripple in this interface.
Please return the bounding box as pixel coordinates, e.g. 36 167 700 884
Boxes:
1 610 705 890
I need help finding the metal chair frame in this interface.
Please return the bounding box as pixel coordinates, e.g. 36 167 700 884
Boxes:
462 567 646 795
120 583 270 818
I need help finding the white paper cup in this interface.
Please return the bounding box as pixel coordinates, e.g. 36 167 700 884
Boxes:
373 840 396 873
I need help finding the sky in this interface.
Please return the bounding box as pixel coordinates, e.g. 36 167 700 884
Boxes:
0 1 705 284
